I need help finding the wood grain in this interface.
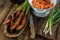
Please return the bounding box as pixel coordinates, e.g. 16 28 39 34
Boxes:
0 3 18 40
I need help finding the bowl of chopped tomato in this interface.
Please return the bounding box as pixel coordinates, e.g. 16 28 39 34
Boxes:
28 0 57 17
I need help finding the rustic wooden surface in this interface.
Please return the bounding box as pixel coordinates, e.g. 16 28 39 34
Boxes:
0 0 14 26
0 0 60 40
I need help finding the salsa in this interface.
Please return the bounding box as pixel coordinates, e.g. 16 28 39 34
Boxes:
32 0 53 9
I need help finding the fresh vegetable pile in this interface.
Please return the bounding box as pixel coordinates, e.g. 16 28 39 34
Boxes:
32 0 53 9
43 8 60 35
3 0 30 34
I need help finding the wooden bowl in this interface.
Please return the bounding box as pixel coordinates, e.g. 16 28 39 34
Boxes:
3 12 30 38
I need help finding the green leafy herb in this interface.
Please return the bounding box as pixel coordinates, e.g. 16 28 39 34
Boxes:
43 8 60 35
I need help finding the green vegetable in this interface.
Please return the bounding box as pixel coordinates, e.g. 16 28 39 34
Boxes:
25 5 30 15
43 8 60 35
15 0 30 14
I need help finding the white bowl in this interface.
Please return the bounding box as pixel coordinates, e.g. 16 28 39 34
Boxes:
28 0 57 17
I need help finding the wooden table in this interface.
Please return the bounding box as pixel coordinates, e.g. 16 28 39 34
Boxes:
0 0 60 40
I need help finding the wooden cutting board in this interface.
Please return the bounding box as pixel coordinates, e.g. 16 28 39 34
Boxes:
33 14 60 40
34 0 60 40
